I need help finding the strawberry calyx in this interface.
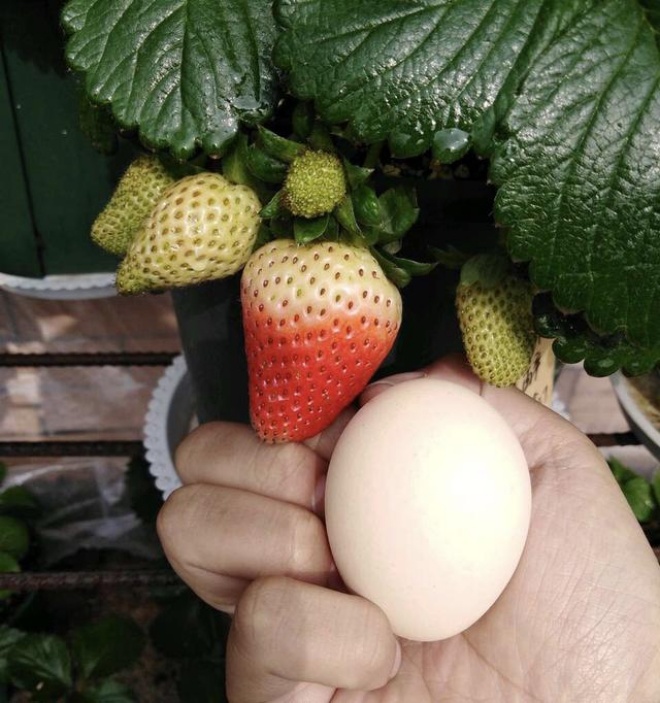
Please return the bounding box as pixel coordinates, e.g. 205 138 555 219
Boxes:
229 112 437 290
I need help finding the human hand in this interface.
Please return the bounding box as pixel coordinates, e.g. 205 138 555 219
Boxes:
157 356 660 702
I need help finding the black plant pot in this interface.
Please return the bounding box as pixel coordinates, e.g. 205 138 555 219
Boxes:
172 178 498 426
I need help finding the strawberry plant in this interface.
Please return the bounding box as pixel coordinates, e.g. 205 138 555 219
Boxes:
60 0 660 435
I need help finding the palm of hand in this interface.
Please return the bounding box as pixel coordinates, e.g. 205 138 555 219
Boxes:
302 392 660 703
294 388 660 703
159 359 660 703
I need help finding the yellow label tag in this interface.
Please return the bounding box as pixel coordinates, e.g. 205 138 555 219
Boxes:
516 338 555 406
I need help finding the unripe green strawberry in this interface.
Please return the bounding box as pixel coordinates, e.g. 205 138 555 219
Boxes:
241 239 402 442
116 172 262 295
91 154 175 256
282 150 346 218
456 274 535 387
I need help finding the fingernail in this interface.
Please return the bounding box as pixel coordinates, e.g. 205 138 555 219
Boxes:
361 371 427 404
312 474 326 515
389 641 402 680
366 370 426 391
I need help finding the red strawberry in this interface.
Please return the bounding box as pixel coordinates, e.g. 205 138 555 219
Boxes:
240 239 403 442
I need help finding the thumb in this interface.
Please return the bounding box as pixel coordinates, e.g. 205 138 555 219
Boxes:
360 354 480 406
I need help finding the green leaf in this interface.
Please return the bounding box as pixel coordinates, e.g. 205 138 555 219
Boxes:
62 0 280 159
82 678 136 703
0 486 41 521
257 126 306 163
294 214 329 244
71 616 145 681
493 1 660 351
0 626 26 684
621 477 657 522
370 247 411 288
333 196 361 236
275 0 550 156
533 294 660 376
8 634 72 696
608 457 638 485
277 0 660 358
377 186 419 243
432 128 471 164
0 516 29 561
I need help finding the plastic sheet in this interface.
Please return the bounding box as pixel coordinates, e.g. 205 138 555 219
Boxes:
5 457 162 567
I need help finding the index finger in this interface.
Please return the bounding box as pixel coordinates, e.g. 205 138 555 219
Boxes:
175 422 327 514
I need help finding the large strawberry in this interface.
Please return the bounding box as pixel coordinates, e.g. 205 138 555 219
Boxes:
116 172 261 294
240 239 403 442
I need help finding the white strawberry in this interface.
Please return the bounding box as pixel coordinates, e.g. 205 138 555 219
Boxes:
116 172 262 294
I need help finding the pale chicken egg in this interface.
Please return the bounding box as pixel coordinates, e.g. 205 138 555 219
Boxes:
325 377 531 641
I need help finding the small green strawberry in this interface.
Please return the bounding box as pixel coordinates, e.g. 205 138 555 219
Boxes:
282 150 346 219
241 239 402 442
116 172 262 295
456 255 536 387
91 154 175 256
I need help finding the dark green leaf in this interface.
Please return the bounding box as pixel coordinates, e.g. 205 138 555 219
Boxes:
0 552 19 574
245 144 288 184
0 486 41 520
71 616 145 681
333 196 361 236
377 186 419 243
533 294 660 376
622 477 656 522
639 0 660 44
260 191 285 219
82 678 136 703
291 101 314 140
294 214 329 244
8 634 72 695
342 161 373 190
370 248 411 288
493 1 660 351
0 516 29 561
0 464 6 486
277 0 660 358
432 128 471 164
0 627 26 684
257 127 306 163
352 185 382 228
275 0 550 155
62 0 280 158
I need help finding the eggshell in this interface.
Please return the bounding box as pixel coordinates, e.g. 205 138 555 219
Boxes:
325 378 531 641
